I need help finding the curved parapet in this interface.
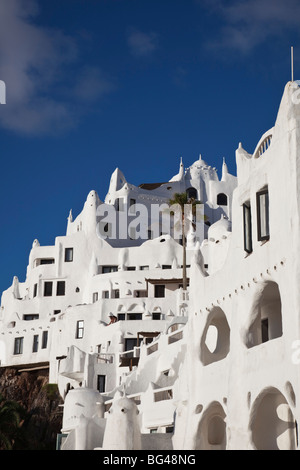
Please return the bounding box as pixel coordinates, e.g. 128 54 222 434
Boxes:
253 128 274 159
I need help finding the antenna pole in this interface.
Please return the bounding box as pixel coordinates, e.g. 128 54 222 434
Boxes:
291 46 294 82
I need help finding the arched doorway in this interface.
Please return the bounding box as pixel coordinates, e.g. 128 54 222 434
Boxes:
245 281 282 348
250 387 297 450
196 402 227 450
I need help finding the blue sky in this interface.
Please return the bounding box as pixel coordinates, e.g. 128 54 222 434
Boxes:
0 0 299 293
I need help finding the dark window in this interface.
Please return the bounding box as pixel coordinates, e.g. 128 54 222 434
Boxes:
118 313 126 321
102 291 109 299
155 285 165 298
54 310 61 315
56 281 65 296
93 292 99 303
76 320 84 339
97 375 106 393
23 314 39 321
261 318 269 343
243 202 252 254
113 289 120 298
129 198 136 214
186 187 198 199
14 337 23 355
40 259 54 265
102 266 118 274
152 313 161 320
127 266 136 271
128 313 143 320
217 193 228 206
166 426 174 433
44 282 53 297
257 188 270 241
65 248 73 262
32 335 39 353
140 265 149 270
125 338 137 351
42 331 48 349
162 265 171 270
33 283 38 298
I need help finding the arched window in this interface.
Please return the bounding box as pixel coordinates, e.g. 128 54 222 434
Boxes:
217 193 227 206
245 281 282 348
196 402 227 450
186 187 198 200
250 388 297 450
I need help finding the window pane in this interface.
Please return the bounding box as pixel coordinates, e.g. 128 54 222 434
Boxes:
155 285 165 298
97 375 106 393
42 331 48 349
56 281 65 296
257 191 269 240
102 266 118 273
14 337 24 355
243 203 252 253
65 248 73 262
44 282 53 297
33 335 39 353
76 320 84 339
33 283 38 298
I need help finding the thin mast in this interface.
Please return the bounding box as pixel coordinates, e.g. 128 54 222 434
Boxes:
291 46 294 82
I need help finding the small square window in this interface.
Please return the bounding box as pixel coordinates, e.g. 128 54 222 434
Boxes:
152 312 161 320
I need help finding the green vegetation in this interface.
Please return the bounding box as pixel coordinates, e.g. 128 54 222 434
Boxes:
0 393 28 450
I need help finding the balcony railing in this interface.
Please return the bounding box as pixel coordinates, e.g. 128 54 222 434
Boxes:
96 353 114 364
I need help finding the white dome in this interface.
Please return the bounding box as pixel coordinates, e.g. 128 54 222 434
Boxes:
62 387 104 431
208 215 232 241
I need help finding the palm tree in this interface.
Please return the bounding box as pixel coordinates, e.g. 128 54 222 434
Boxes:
0 394 27 450
168 192 204 291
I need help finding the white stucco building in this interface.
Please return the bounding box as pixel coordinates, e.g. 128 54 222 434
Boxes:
1 80 300 450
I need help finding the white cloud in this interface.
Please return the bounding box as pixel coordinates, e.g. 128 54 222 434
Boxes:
72 66 116 103
0 0 114 135
202 0 300 54
127 29 159 57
